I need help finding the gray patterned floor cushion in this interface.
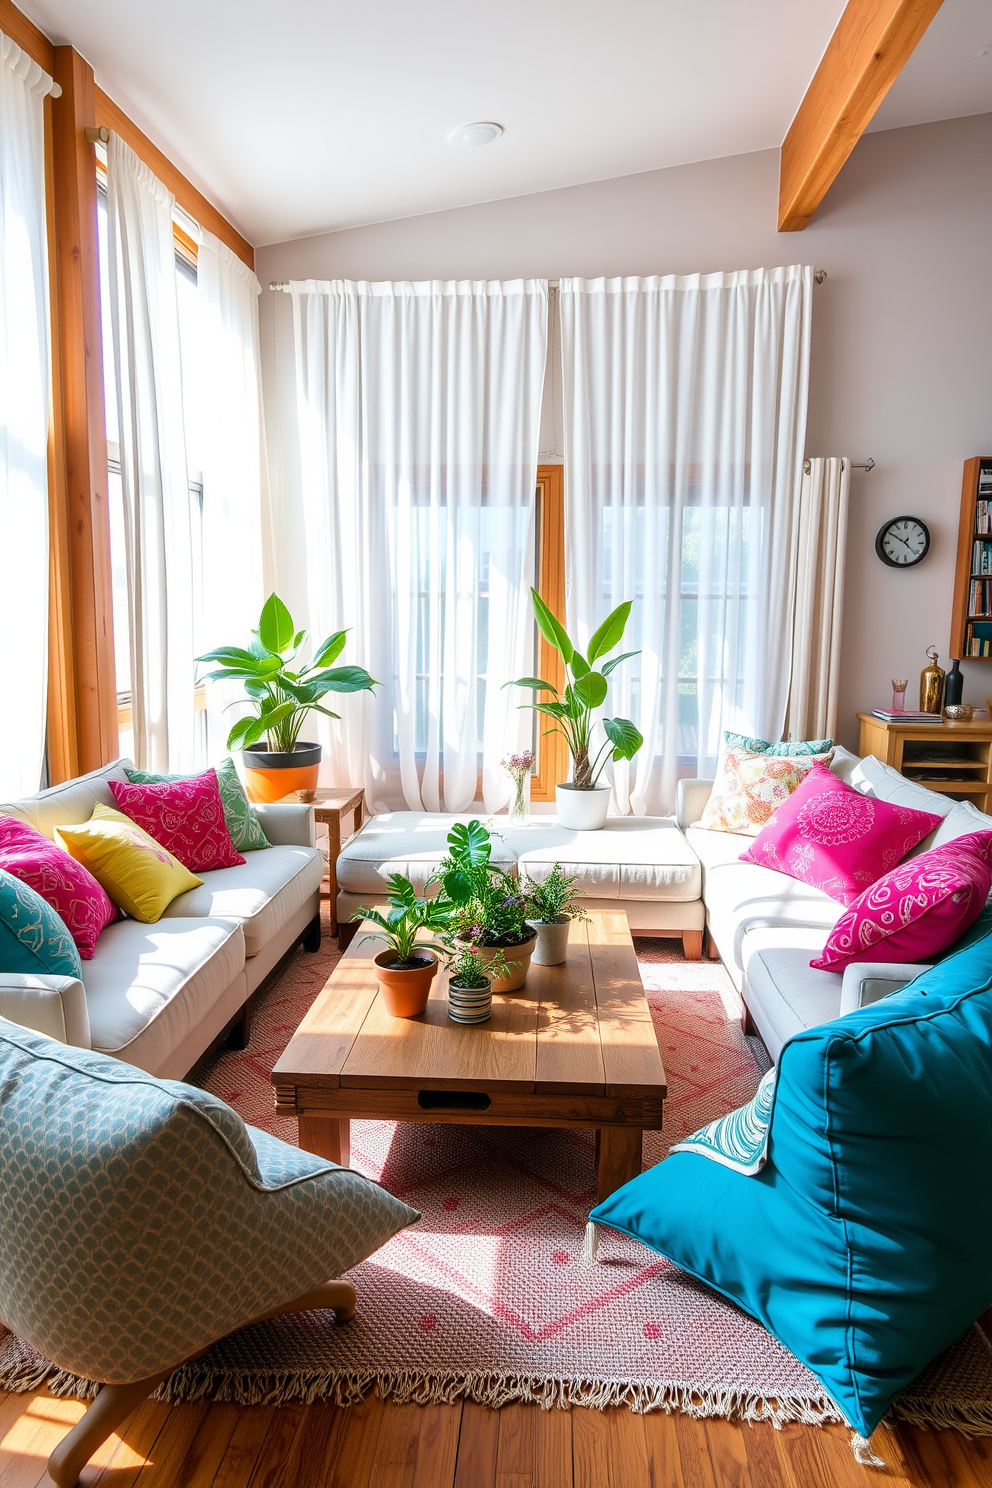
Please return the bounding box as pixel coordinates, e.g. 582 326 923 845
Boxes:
0 1018 418 1384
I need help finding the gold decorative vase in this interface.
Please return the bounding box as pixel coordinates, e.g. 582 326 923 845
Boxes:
920 647 945 715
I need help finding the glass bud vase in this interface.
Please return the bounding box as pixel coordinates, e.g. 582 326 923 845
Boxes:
509 772 530 824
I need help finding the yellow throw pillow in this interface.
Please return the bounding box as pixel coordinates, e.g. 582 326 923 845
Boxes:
56 804 202 923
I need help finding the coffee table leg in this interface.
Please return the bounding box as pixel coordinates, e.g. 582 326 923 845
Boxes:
299 1114 351 1167
596 1127 642 1202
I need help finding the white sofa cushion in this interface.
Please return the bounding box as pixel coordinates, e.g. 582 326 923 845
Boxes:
337 813 518 896
932 798 992 847
161 845 323 957
0 759 131 840
516 819 701 902
743 948 844 1062
82 917 245 1060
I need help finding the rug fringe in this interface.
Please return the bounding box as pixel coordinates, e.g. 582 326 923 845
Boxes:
889 1396 992 1436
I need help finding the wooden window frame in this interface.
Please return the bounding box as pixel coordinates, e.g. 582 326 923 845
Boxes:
529 465 569 801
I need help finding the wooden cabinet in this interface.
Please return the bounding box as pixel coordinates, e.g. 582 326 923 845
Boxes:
857 714 992 810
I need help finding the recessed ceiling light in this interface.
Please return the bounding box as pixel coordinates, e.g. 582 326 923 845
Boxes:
450 122 504 147
975 42 992 58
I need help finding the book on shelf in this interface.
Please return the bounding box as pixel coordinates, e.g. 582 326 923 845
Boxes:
966 618 992 657
973 538 992 574
978 500 991 535
871 709 943 723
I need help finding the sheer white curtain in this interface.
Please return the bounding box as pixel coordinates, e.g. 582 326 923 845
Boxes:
187 233 265 760
285 279 547 813
786 456 850 742
107 134 195 772
560 266 812 815
0 33 56 795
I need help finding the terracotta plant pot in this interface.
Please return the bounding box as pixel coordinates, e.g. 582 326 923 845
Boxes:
472 929 538 993
373 950 438 1018
243 741 322 803
527 916 571 966
556 783 610 830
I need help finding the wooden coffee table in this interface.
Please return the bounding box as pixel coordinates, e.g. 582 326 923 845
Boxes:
272 911 666 1202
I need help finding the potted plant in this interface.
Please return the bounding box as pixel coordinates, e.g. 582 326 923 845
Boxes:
521 864 587 966
506 590 644 830
352 874 454 1018
443 941 508 1024
197 593 378 803
435 820 537 993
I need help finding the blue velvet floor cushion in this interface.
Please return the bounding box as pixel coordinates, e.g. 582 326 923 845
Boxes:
590 934 992 1437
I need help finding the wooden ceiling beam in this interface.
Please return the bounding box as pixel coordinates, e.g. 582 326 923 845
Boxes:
779 0 945 232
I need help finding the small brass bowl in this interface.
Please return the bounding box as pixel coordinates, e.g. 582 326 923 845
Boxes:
943 704 974 722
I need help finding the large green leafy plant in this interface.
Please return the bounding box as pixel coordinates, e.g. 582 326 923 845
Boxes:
197 594 378 754
507 590 644 789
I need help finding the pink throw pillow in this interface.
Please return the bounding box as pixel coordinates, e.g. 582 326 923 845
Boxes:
0 815 117 958
740 765 943 906
109 771 245 873
811 831 992 971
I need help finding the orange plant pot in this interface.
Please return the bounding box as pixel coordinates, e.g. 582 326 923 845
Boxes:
242 741 322 803
373 951 439 1018
244 762 320 803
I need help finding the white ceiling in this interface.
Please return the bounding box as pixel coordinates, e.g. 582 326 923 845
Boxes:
18 0 992 247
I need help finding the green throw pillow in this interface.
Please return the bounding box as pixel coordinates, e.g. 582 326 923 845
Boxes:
0 868 82 977
124 758 269 852
724 730 833 757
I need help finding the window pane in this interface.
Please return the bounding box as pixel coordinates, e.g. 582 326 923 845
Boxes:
107 465 129 696
96 189 119 447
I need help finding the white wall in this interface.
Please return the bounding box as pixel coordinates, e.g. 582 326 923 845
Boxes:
258 113 992 752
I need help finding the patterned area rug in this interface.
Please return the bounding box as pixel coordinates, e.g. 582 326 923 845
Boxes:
4 915 992 1439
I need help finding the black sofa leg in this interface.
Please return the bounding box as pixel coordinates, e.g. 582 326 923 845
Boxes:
226 1004 251 1051
303 913 322 953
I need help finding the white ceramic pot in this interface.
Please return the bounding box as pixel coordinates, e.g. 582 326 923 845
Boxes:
528 917 571 966
556 783 610 830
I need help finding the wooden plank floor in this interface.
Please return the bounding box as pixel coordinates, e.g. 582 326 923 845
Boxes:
4 1390 992 1487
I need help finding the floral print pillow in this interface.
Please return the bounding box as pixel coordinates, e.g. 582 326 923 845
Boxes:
698 747 833 837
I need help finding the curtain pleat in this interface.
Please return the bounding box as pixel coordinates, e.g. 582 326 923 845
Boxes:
786 456 850 741
190 234 266 762
282 279 547 813
0 32 55 794
107 135 196 772
560 267 812 815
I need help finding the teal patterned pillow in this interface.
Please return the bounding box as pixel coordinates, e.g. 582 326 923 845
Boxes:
724 730 833 757
0 869 82 977
670 1068 777 1175
125 758 269 852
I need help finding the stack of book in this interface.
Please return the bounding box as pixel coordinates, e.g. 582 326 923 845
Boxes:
969 577 992 617
871 708 943 723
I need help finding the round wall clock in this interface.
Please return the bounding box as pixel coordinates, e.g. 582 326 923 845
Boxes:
875 515 931 568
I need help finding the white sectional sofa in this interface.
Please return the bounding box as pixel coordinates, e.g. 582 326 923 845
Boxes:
0 760 325 1079
335 811 706 955
678 746 992 1061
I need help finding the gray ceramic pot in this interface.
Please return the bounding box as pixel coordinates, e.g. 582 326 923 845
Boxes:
528 916 571 966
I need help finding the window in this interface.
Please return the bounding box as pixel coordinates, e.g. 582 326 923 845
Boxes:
95 178 207 760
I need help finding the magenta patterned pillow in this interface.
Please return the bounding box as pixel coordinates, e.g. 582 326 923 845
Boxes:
739 764 943 906
109 771 245 873
811 831 992 971
0 815 117 959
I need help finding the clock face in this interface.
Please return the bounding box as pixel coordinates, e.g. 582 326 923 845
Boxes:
875 516 931 568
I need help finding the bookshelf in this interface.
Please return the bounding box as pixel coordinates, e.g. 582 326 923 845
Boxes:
951 456 992 659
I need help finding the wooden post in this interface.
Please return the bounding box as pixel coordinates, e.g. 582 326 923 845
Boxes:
48 47 118 776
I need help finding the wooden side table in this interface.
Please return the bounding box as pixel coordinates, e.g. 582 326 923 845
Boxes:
857 714 992 810
311 788 366 934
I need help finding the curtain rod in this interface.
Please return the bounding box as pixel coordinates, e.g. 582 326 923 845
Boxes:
269 269 828 293
804 457 875 473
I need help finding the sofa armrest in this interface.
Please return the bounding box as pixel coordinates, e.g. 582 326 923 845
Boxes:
251 801 316 848
0 975 91 1048
839 962 932 1017
677 779 714 830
